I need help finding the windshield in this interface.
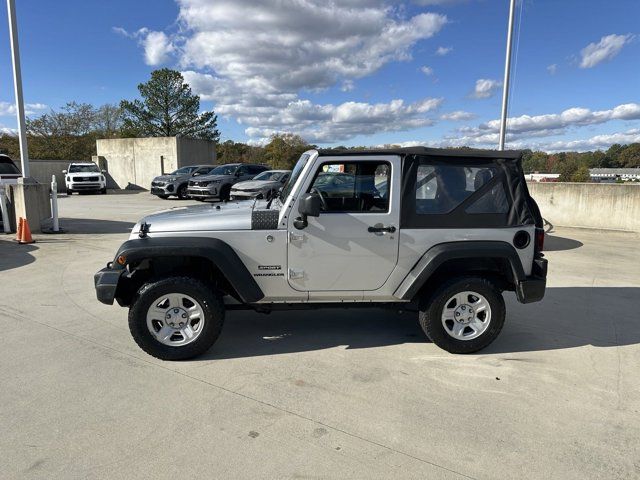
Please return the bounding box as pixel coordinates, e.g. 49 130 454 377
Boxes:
0 157 20 175
280 154 310 200
209 165 237 176
170 166 195 175
254 171 287 181
69 164 100 173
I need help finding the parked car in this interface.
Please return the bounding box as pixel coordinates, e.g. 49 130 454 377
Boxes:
150 165 216 200
64 162 107 194
230 169 291 200
95 147 547 360
187 163 269 201
0 154 21 187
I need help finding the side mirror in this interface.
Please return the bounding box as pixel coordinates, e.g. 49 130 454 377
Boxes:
62 170 67 174
101 169 106 173
294 192 322 230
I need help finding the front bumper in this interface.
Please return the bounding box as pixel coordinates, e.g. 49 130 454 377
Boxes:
230 189 260 200
150 183 175 196
188 186 219 199
94 265 126 305
516 257 547 304
68 182 104 191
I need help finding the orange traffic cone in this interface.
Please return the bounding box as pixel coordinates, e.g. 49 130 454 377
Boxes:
15 217 23 242
19 218 35 244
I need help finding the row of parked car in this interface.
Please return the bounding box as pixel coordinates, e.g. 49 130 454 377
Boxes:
150 163 291 202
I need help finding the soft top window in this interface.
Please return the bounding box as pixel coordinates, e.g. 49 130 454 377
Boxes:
401 154 534 228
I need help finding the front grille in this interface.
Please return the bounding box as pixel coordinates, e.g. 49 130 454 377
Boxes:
151 181 165 187
75 176 99 182
190 181 210 187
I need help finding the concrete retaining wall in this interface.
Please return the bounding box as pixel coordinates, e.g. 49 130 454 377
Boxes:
21 159 70 191
528 182 640 232
96 137 216 190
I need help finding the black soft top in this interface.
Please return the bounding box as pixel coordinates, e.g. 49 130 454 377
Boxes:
317 147 523 161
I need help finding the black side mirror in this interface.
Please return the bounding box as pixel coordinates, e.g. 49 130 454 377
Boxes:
235 171 242 177
294 193 322 230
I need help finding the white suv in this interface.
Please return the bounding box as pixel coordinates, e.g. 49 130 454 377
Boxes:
64 163 107 195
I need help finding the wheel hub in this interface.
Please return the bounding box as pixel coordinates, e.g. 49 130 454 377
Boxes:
165 307 188 328
453 304 475 324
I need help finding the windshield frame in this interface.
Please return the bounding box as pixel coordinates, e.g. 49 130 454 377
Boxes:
280 154 310 200
209 164 238 176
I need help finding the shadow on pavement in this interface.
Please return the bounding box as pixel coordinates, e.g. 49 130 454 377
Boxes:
57 218 135 234
0 240 38 272
201 309 425 360
200 287 639 360
544 234 583 251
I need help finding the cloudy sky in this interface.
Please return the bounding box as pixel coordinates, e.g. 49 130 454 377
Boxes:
0 0 638 151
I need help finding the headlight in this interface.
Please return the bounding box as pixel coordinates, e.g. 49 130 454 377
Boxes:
100 175 105 182
66 176 70 182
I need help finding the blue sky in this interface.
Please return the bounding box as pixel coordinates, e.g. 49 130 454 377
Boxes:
0 0 638 151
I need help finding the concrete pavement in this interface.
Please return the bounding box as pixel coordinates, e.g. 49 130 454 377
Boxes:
1 192 639 479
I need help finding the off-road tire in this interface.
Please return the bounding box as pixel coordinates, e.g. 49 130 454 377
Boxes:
419 277 505 354
219 184 231 202
100 187 107 194
128 277 225 360
176 184 189 200
66 189 73 195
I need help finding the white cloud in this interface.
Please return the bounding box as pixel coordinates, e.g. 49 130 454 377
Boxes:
442 102 640 149
547 64 557 75
421 66 434 76
414 0 468 5
0 101 48 116
113 27 176 66
579 34 633 69
0 124 17 135
143 31 176 66
535 129 640 152
471 78 501 99
242 97 443 144
167 0 448 143
435 46 453 56
340 80 355 92
440 110 475 121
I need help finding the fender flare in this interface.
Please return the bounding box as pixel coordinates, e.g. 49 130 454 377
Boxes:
393 241 525 301
114 237 264 304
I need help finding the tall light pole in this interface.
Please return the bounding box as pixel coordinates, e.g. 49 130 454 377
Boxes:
6 0 30 177
498 0 516 151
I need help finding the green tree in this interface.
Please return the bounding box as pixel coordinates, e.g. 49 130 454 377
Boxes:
263 133 311 169
618 143 640 167
120 69 220 142
570 164 591 182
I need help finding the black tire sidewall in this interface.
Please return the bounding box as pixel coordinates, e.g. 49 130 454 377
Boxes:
128 277 224 360
420 277 505 354
177 184 188 199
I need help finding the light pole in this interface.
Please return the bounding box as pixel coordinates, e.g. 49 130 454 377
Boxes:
6 0 30 177
498 0 516 151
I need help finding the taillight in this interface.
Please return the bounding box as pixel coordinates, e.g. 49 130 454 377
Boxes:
535 228 545 252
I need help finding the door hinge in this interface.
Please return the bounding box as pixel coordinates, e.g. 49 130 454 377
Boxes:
288 231 304 243
288 268 304 279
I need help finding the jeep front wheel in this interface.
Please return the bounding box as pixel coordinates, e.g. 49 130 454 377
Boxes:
128 277 225 360
419 277 505 354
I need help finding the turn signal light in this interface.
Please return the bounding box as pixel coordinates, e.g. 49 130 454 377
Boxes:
117 255 126 265
535 228 545 252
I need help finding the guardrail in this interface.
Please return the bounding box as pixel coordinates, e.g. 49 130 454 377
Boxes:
528 182 640 232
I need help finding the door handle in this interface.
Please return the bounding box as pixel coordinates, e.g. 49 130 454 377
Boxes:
368 225 396 233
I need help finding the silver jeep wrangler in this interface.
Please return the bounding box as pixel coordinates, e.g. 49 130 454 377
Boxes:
95 148 547 360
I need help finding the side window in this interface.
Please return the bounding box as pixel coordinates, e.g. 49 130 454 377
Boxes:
236 166 247 176
308 161 390 213
248 165 265 175
415 164 505 215
194 167 210 175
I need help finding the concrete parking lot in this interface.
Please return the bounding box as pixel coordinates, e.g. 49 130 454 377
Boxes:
1 191 639 479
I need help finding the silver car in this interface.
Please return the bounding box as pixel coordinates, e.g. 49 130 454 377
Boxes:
150 165 216 200
230 170 291 200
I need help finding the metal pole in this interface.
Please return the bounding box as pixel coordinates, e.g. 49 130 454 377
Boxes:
6 0 30 177
498 0 517 151
50 175 59 232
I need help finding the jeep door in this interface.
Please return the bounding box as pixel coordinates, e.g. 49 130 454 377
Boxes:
287 156 401 292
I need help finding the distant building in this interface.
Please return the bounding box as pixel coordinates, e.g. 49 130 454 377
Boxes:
95 137 216 190
590 168 640 183
525 173 560 182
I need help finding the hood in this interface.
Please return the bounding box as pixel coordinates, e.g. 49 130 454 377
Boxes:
190 174 230 182
153 174 180 182
130 201 264 237
68 171 101 177
232 180 279 190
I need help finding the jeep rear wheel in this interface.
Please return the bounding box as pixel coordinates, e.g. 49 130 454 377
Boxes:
128 277 224 360
419 277 505 354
